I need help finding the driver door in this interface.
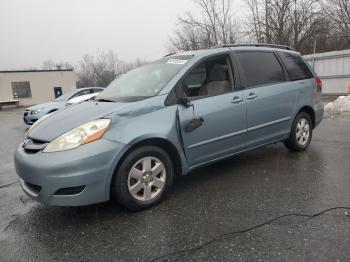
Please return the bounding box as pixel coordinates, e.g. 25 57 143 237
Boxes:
178 54 247 167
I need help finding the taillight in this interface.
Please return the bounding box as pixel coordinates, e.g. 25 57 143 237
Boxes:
316 76 322 90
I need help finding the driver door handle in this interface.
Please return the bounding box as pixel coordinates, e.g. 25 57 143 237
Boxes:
232 96 244 103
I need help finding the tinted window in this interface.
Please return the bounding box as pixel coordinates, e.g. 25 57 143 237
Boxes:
236 51 286 87
278 52 313 81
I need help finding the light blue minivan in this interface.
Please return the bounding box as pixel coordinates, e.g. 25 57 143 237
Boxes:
14 44 324 210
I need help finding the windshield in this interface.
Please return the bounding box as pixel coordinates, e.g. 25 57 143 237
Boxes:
98 56 192 100
54 90 76 102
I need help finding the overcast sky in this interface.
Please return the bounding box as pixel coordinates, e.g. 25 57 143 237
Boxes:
0 0 245 70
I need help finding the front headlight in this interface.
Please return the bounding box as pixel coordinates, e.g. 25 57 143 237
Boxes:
43 119 111 153
31 109 41 114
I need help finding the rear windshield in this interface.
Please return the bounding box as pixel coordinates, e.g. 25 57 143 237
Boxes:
278 52 313 81
98 56 192 100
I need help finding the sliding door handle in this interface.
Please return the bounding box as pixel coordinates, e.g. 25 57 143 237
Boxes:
246 93 258 100
232 96 244 103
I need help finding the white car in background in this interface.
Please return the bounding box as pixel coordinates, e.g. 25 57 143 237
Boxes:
66 92 101 106
23 87 104 125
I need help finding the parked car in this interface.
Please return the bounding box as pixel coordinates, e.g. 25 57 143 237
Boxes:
65 93 101 106
23 87 103 125
15 44 324 211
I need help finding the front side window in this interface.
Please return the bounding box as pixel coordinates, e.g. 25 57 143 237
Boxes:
98 56 192 101
11 81 32 99
182 56 234 98
278 52 313 81
236 51 286 88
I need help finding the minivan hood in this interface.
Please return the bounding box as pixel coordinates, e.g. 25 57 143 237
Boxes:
28 101 130 141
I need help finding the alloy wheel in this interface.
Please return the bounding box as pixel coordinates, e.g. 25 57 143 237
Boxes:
296 118 310 146
127 156 166 201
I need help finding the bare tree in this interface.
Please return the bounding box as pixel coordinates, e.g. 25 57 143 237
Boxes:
76 51 120 88
244 0 324 53
168 0 241 51
76 51 146 88
245 0 265 42
323 0 350 46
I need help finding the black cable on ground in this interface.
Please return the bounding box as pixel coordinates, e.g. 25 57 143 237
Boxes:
0 180 19 189
148 206 350 262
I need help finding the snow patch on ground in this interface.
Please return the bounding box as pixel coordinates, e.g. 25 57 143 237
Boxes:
324 96 350 118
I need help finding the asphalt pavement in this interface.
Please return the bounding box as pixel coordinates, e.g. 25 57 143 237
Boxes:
1 107 350 262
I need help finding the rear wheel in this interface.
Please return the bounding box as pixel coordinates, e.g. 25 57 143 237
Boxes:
284 112 313 152
112 146 174 211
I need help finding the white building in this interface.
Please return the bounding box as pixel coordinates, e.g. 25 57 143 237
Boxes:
0 69 79 106
304 49 350 95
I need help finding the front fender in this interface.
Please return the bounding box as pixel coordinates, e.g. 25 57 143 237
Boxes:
103 101 190 175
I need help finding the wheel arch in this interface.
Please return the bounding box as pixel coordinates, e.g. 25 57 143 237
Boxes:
112 137 183 178
296 105 315 128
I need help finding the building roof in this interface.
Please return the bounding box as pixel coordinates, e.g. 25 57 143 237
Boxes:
0 69 74 73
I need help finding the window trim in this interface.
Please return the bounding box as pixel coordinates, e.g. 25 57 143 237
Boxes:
233 50 288 90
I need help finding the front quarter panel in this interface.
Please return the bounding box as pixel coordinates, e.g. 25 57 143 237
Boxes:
103 96 190 174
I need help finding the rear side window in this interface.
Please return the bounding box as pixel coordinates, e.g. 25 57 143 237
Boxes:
278 52 313 81
236 51 286 88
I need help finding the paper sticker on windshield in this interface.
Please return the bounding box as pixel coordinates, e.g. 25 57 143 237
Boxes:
167 58 188 65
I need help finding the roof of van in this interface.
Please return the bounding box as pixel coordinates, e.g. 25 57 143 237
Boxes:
171 44 299 59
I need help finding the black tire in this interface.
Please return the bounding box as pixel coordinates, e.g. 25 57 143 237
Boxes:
284 112 313 152
111 146 174 211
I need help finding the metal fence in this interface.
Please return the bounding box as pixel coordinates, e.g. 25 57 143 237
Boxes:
304 49 350 95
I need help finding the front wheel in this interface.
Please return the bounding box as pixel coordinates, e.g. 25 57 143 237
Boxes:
284 112 313 152
111 146 174 211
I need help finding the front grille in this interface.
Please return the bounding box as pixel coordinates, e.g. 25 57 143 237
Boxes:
54 186 86 196
23 137 48 153
24 182 42 194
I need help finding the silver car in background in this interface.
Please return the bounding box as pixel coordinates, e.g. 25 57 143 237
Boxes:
23 87 103 125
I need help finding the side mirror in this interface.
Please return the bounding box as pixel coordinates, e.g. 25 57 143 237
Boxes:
177 97 192 108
